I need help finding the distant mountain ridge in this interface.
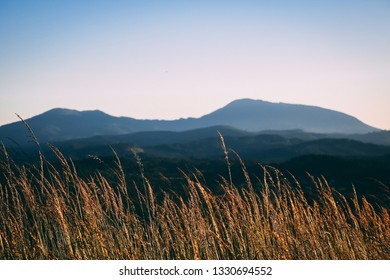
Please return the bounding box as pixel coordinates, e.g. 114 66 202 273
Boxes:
27 129 390 162
0 99 380 146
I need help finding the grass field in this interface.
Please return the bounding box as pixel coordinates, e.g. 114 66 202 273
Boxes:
0 139 389 260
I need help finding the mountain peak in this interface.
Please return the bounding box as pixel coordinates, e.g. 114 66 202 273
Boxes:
226 98 268 106
42 108 107 116
43 108 80 116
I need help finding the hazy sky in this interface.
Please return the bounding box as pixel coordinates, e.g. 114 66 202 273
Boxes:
1 0 389 129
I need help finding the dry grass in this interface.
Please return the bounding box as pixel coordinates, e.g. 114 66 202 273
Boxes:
0 142 389 260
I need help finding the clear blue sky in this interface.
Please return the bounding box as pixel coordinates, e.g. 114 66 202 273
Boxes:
1 0 389 129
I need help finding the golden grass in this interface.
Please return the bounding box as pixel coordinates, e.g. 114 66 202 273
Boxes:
0 143 389 259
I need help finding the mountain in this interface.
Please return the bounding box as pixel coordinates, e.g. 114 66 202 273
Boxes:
0 99 379 146
0 108 162 145
196 99 378 134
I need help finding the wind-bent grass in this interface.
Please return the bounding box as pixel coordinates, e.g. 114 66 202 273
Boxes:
0 144 389 259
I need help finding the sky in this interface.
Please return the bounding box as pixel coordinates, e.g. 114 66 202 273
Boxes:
0 0 389 129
